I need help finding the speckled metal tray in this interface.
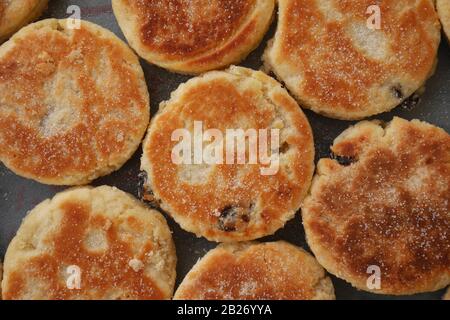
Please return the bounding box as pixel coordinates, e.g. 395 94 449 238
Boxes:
0 0 449 300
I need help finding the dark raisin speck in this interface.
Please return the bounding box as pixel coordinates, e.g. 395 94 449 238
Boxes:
137 171 148 199
279 142 290 154
391 85 404 100
137 171 160 208
400 92 421 111
332 154 356 166
218 205 237 232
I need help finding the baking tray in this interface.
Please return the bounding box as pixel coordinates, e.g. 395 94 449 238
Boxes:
0 0 449 300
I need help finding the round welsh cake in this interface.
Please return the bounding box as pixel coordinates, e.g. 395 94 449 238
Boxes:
141 66 315 242
263 0 441 120
112 0 275 74
0 19 150 185
1 186 176 300
174 241 335 300
302 117 450 295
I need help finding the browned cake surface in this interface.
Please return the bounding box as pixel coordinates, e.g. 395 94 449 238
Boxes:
113 0 274 73
174 242 335 300
0 1 5 21
302 117 450 295
2 186 176 300
141 66 314 242
264 0 441 119
0 19 149 185
131 0 255 59
0 0 48 42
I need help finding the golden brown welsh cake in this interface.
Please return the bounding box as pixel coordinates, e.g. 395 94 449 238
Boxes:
444 287 450 300
174 242 335 300
2 186 177 300
0 19 150 185
264 0 441 120
437 0 450 41
302 117 450 295
0 0 48 43
112 0 275 74
141 66 315 242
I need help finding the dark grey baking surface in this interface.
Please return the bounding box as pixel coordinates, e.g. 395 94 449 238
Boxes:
0 0 448 300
